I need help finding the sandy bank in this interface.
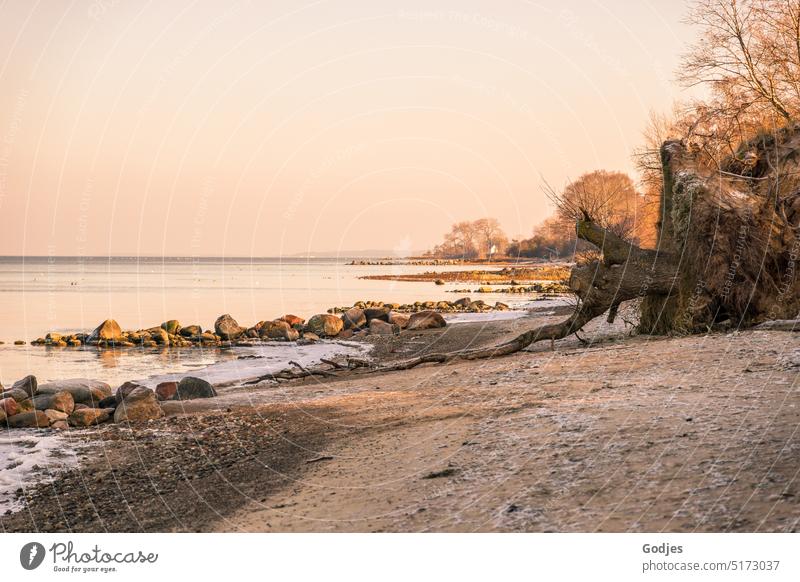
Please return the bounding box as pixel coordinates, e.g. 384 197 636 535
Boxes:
1 310 797 532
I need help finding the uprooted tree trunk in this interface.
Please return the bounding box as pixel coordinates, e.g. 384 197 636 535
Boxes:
352 126 800 372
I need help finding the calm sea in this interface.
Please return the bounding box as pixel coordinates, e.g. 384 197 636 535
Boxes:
0 256 503 386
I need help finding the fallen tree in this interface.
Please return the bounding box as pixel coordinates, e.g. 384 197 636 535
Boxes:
346 127 800 371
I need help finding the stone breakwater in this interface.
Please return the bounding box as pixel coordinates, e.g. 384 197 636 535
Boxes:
23 297 511 349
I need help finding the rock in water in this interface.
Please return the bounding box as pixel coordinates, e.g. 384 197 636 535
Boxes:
113 388 164 423
369 319 400 335
453 297 472 308
37 379 112 406
280 314 305 328
32 391 75 414
161 320 181 335
407 310 447 330
87 319 123 343
179 324 202 337
388 312 410 329
155 381 178 401
342 307 367 330
259 320 297 341
215 314 245 340
147 327 169 345
11 375 37 396
305 314 344 338
176 377 217 400
6 411 50 428
69 408 113 427
115 381 146 403
364 307 391 324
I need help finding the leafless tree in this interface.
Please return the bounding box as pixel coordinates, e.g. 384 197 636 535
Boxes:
555 170 650 245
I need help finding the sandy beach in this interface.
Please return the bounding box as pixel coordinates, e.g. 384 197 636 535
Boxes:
3 307 797 533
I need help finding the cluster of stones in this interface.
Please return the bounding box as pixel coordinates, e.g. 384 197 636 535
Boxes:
29 315 312 349
448 282 569 294
26 297 497 349
328 297 509 316
216 308 450 342
0 374 218 431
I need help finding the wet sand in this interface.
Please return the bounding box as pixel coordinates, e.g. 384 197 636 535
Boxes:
2 310 798 532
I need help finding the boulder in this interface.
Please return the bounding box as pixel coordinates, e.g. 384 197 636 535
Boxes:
407 310 447 331
176 376 217 400
215 314 245 340
147 327 169 345
50 420 69 430
494 301 509 311
364 307 391 323
161 320 181 335
113 388 164 423
305 314 344 338
0 409 4 424
17 399 34 412
11 375 37 397
69 408 113 427
453 297 472 309
280 314 305 327
6 411 50 428
44 409 68 422
0 388 30 402
469 300 487 312
155 381 178 401
32 391 74 414
259 320 297 341
115 381 146 403
179 325 202 337
388 312 410 329
192 332 218 344
0 397 20 417
87 319 123 343
369 319 400 336
37 379 112 406
342 307 367 330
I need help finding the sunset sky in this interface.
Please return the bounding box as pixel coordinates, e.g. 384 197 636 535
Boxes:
0 0 694 257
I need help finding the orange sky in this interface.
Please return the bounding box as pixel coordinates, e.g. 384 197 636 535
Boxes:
0 0 695 257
